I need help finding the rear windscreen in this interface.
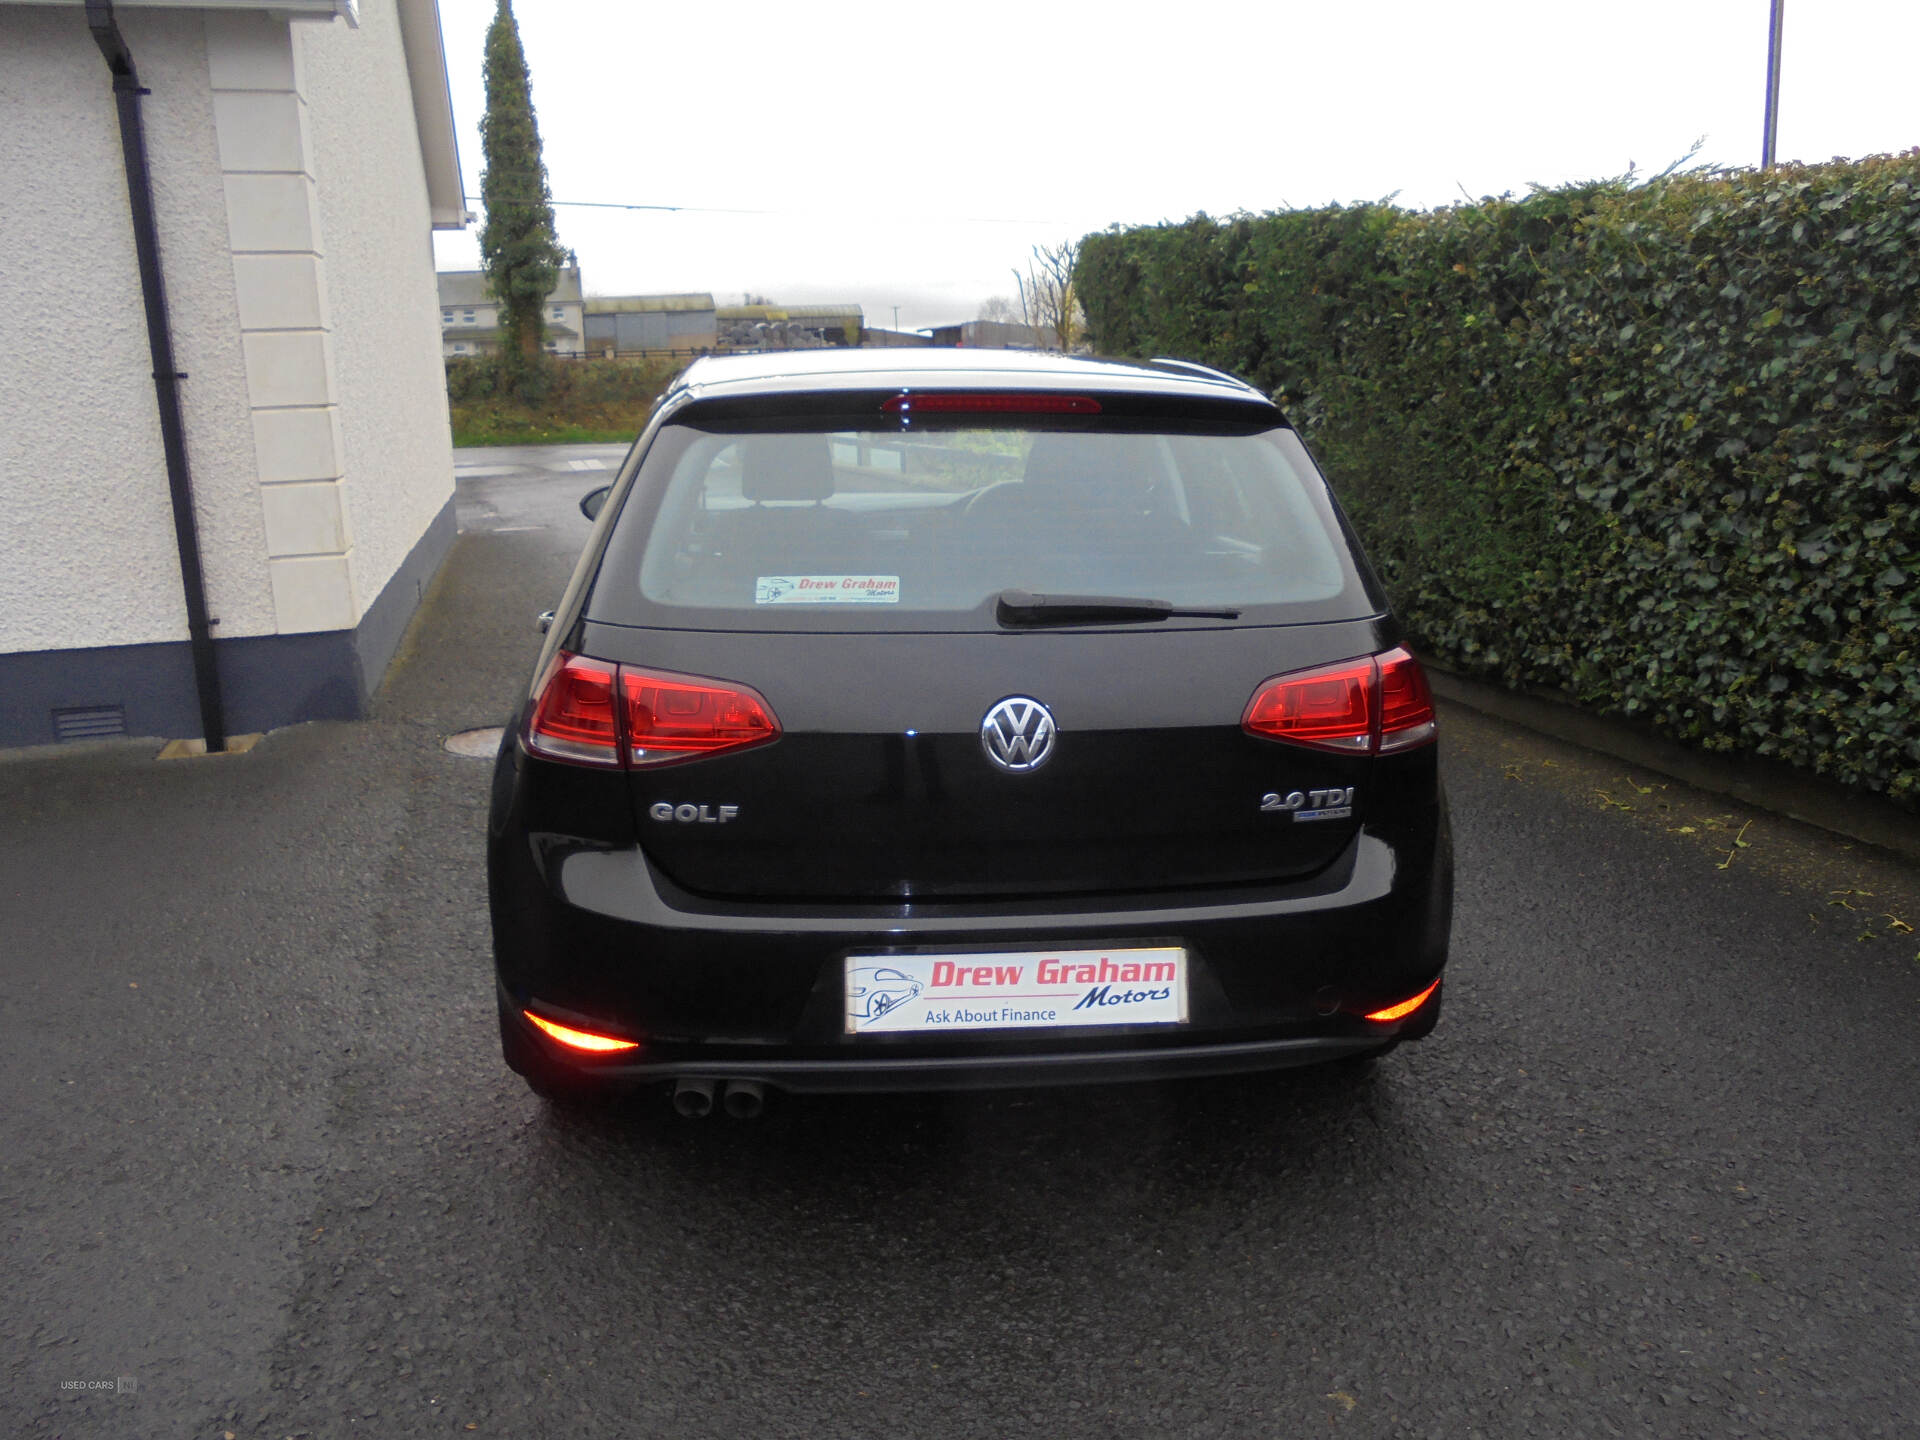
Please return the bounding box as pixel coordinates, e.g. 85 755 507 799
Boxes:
591 420 1381 631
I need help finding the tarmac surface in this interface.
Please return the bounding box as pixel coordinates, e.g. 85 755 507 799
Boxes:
4 444 1919 1439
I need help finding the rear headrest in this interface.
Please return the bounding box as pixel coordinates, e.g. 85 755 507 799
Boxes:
1023 432 1155 504
740 435 834 503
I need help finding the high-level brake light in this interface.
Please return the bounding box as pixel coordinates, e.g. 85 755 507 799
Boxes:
882 392 1102 415
524 1010 641 1053
525 652 781 769
1242 647 1436 755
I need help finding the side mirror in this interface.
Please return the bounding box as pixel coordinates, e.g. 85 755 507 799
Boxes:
580 485 612 521
536 610 555 635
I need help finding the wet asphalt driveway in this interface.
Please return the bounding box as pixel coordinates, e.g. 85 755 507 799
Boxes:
4 444 1918 1439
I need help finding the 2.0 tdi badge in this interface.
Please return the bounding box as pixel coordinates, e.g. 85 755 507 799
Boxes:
1261 787 1356 821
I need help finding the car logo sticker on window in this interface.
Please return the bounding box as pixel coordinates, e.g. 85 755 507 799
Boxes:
754 575 900 604
981 697 1056 772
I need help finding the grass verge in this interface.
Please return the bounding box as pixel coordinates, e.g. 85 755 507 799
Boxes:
450 420 639 447
446 355 680 449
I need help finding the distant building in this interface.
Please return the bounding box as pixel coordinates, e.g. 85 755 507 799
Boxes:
449 287 866 359
860 327 932 348
437 264 585 357
928 319 1044 349
583 293 717 355
716 303 863 350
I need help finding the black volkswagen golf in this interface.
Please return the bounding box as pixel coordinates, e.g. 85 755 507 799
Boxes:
488 349 1451 1113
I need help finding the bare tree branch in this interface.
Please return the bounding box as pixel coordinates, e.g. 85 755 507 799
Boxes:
1013 241 1083 351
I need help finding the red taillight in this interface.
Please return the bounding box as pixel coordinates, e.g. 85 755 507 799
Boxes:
881 392 1102 415
1376 648 1438 752
1242 648 1436 755
524 652 781 769
526 653 621 766
1242 656 1376 752
620 666 780 767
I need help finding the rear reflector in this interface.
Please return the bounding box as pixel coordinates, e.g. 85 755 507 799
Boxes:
1362 978 1442 1023
1242 647 1437 755
882 392 1102 415
524 1010 641 1053
524 652 781 770
620 666 780 766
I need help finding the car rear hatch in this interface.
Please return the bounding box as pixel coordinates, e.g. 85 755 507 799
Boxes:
575 621 1389 902
564 394 1402 904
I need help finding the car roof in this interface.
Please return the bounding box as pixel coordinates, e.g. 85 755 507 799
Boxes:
666 348 1273 408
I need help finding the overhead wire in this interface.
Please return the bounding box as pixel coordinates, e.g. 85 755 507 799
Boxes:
466 194 1074 226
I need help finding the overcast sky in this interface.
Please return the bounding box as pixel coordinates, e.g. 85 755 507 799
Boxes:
427 1 1919 334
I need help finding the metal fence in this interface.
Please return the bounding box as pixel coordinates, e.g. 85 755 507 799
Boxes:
564 343 882 363
446 341 913 365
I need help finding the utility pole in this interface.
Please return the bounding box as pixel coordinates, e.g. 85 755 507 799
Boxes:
1761 0 1785 168
892 305 900 335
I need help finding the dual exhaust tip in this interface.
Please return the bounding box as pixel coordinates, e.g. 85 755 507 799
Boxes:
672 1078 764 1120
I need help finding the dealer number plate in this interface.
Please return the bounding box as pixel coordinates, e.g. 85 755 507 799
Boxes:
844 947 1188 1035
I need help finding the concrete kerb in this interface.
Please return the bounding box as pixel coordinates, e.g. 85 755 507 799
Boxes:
1424 662 1920 866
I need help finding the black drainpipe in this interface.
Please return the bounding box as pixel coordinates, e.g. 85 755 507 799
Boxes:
86 0 227 752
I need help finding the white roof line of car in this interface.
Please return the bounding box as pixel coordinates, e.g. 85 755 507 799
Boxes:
668 350 1269 404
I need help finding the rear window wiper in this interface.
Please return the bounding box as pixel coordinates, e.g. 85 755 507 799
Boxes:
994 588 1241 628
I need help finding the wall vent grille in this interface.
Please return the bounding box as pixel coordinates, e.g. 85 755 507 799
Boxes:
54 706 128 742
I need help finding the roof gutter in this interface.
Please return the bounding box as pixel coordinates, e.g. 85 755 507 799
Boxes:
86 0 227 752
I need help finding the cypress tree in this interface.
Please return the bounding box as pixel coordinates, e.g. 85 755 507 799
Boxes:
478 0 562 385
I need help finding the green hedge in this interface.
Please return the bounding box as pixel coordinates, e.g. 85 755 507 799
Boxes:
1078 153 1920 802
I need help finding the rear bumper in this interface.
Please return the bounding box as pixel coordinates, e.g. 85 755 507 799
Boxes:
490 812 1453 1091
497 982 1423 1092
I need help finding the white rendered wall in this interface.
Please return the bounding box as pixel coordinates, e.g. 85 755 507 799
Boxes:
296 0 456 619
0 3 453 662
0 7 275 652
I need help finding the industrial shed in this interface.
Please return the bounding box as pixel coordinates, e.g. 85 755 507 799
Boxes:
583 293 716 355
716 303 863 350
927 319 1044 349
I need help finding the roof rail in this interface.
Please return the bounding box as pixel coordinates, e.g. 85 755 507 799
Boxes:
1144 357 1257 391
